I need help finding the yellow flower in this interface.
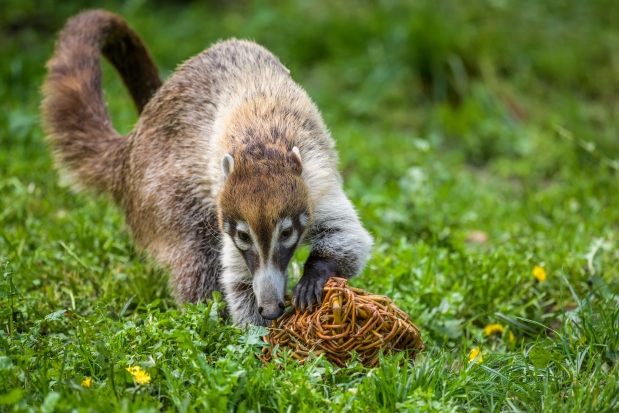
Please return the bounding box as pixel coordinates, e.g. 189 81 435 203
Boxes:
484 323 505 337
509 331 515 343
469 347 484 363
533 266 546 282
126 366 151 385
81 377 92 388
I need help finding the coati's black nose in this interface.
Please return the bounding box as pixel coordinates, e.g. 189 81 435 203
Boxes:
258 302 285 320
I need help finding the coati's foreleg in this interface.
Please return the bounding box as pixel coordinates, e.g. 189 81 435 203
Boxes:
169 246 222 304
293 189 373 312
144 199 224 304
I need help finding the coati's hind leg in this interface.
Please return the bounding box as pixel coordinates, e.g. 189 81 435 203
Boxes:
163 206 224 304
170 245 221 304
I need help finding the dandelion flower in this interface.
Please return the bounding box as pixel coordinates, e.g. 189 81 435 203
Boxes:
81 377 92 388
484 323 505 337
509 331 515 343
469 347 484 363
126 366 151 385
533 266 546 282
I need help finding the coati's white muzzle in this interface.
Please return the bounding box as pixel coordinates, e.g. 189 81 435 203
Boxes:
253 265 286 320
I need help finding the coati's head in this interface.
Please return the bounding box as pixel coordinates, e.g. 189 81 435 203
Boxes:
217 146 312 321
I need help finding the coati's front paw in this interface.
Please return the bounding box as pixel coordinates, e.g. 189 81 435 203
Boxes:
292 255 338 313
292 274 329 313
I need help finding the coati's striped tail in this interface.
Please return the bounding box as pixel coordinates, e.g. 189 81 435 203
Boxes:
41 10 161 197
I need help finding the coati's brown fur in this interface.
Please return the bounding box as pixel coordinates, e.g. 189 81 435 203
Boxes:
42 10 373 326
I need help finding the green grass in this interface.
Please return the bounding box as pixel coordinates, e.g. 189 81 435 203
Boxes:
1 0 619 411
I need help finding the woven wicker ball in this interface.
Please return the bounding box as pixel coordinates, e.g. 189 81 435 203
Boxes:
261 277 424 367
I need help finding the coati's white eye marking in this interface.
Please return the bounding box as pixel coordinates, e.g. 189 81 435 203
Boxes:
279 217 298 248
222 154 234 179
235 233 252 251
235 221 253 250
299 213 310 227
280 217 292 231
281 229 298 249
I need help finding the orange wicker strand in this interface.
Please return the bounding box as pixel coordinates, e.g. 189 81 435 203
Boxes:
261 277 424 367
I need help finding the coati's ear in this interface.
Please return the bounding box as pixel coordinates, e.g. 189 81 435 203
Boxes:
289 146 302 175
292 146 301 163
222 154 234 180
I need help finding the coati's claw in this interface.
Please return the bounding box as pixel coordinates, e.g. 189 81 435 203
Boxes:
293 274 329 313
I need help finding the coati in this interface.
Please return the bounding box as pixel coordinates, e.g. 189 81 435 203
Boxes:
42 10 373 326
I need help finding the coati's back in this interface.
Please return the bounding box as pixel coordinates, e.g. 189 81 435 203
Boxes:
134 39 340 198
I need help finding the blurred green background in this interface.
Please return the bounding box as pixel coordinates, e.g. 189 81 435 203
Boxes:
1 0 618 411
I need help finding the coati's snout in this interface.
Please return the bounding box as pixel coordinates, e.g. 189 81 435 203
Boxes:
253 268 286 320
258 302 286 320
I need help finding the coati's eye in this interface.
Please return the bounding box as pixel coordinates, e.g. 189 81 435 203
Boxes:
280 227 293 240
237 230 251 243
